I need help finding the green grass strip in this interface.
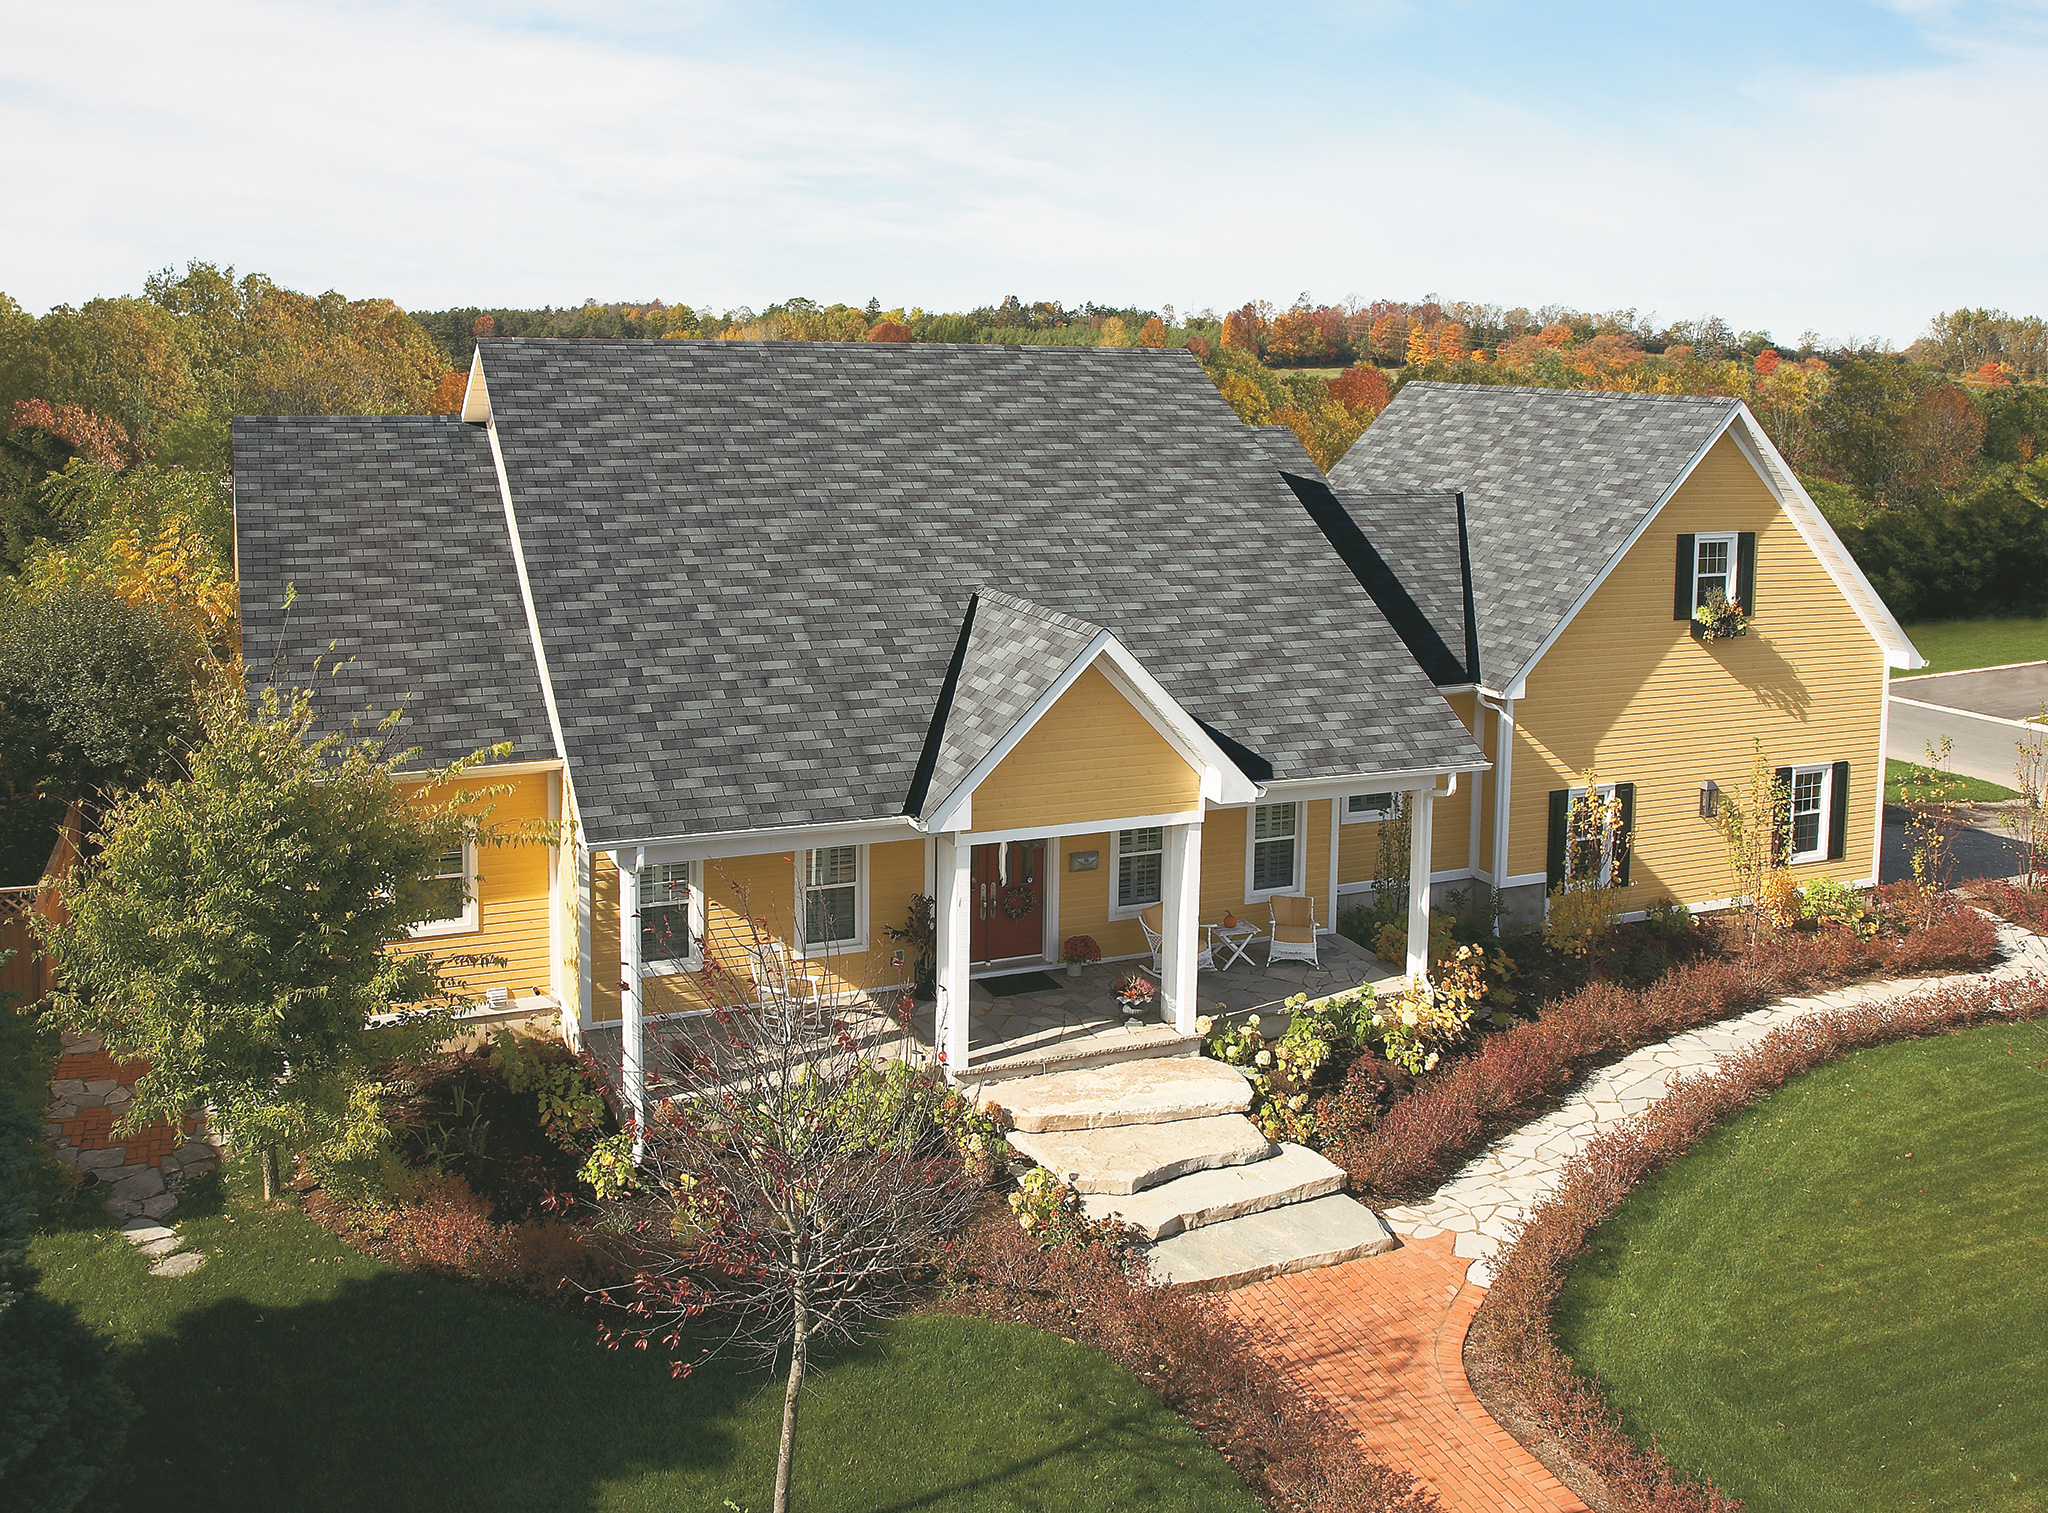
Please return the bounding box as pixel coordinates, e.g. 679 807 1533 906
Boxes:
1885 758 2022 804
1554 1022 2048 1512
1894 617 2048 678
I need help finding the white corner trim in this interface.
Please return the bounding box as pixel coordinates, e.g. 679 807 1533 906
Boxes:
460 347 492 423
1724 411 1923 670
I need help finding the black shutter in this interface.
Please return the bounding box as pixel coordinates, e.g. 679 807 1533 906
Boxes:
1828 762 1850 861
1774 766 1794 861
1547 789 1569 890
1737 532 1757 616
1614 783 1636 886
1674 534 1696 619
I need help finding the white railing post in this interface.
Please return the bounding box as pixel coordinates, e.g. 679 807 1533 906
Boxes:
934 832 974 1076
1161 820 1203 1035
618 852 647 1156
1406 790 1436 985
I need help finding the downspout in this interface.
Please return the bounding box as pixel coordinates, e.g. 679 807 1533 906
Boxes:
1475 690 1515 902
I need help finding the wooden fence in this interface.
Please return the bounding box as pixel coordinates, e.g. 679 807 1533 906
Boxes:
0 804 81 1009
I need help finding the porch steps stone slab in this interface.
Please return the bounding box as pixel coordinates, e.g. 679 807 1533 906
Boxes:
1008 1114 1273 1195
1083 1144 1349 1240
957 1027 1198 1085
1143 1194 1397 1291
989 1056 1253 1132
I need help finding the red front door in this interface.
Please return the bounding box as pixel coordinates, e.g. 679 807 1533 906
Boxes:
970 840 1046 964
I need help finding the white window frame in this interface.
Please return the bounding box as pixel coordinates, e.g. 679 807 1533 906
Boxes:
1340 791 1397 825
639 860 705 977
1245 801 1306 903
1788 764 1833 864
1109 826 1166 920
1692 531 1739 610
408 841 478 939
1565 783 1620 887
796 845 867 955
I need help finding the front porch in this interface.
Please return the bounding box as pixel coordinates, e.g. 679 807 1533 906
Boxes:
941 929 1399 1082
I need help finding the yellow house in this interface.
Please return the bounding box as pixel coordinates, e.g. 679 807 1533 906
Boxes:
232 343 1490 1126
1326 383 1922 921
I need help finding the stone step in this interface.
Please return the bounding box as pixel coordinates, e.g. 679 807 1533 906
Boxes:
1082 1143 1347 1239
1143 1193 1398 1291
1008 1114 1273 1195
954 1028 1199 1085
987 1056 1253 1133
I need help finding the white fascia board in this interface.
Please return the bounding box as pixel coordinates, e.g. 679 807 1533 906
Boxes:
603 815 923 866
1723 409 1924 669
1256 763 1489 805
1502 404 1741 699
920 631 1257 835
965 808 1204 846
460 348 492 424
919 631 1112 834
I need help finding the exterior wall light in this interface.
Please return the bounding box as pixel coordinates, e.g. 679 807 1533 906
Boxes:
1699 781 1720 819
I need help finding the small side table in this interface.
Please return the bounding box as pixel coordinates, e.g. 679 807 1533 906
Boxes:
1207 921 1263 971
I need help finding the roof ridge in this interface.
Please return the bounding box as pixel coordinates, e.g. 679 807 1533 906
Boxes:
973 588 1106 640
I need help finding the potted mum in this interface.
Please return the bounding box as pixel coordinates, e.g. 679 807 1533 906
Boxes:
1061 935 1102 978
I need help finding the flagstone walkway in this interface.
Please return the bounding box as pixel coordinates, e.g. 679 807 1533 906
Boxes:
1225 913 2048 1512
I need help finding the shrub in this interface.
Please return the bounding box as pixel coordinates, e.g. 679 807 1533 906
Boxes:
1467 973 2048 1513
942 1204 1438 1513
1060 935 1101 966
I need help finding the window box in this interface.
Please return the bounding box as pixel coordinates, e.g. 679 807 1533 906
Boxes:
1690 591 1749 643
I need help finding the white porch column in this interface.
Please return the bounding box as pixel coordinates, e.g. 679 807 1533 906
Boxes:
617 852 647 1153
933 832 974 1075
1406 790 1436 984
1160 821 1204 1035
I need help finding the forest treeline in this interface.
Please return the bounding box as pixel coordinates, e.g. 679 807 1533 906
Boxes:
4 263 2046 631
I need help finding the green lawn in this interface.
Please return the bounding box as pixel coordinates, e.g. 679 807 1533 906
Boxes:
1554 1023 2048 1512
1896 617 2048 678
1885 758 2023 804
32 1167 1258 1513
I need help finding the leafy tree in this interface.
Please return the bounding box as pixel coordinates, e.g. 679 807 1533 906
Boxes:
38 680 530 1196
1980 384 2048 466
1329 362 1391 417
1842 473 2048 620
1137 316 1166 348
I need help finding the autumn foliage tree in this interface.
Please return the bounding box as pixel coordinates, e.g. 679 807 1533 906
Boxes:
863 321 912 343
1137 316 1166 348
1329 362 1391 417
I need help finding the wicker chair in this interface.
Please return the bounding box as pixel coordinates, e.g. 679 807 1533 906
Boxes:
1138 904 1214 974
1265 894 1319 966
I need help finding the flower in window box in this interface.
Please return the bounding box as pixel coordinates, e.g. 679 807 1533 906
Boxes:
1691 587 1749 643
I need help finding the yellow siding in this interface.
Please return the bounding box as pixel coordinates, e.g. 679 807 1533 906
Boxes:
970 660 1201 833
1510 434 1885 907
394 768 559 1004
1055 832 1148 959
1428 693 1476 877
595 839 925 1023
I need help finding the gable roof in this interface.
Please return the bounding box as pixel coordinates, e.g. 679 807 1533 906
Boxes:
236 343 1486 848
1331 383 1739 689
232 416 555 766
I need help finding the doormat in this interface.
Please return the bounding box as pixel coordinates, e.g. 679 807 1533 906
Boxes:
982 971 1062 998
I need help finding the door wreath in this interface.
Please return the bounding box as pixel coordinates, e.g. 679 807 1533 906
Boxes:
998 883 1037 920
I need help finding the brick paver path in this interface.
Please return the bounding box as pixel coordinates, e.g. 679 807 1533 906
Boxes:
1227 1234 1585 1512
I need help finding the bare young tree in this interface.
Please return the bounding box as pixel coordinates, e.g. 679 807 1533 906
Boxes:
2002 714 2047 891
586 893 989 1513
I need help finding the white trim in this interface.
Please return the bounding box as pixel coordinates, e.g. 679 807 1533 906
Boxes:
964 808 1203 847
1689 529 1739 612
1244 800 1307 903
618 852 646 1148
1502 871 1547 889
460 347 492 423
1108 823 1168 920
1874 663 1893 888
395 757 565 780
795 843 868 956
1044 837 1063 962
1787 763 1834 865
1327 798 1341 933
922 631 1111 833
408 840 479 938
637 858 704 976
1339 789 1399 824
1259 764 1487 805
934 833 972 1074
631 815 919 865
1405 791 1435 982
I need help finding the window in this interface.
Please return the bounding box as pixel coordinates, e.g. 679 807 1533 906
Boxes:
1693 532 1737 610
1250 803 1301 897
639 862 696 971
1112 827 1164 915
1342 791 1396 824
802 846 861 949
1789 765 1830 862
1566 784 1619 886
407 844 476 938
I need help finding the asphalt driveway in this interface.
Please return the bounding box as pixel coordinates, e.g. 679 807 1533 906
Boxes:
1887 660 2047 787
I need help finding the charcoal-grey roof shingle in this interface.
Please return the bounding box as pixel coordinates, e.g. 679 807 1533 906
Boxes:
233 416 554 766
1329 383 1739 686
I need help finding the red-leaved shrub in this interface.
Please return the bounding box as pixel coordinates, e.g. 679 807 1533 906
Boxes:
1467 972 2048 1513
1975 878 2048 935
1335 902 2000 1203
943 1204 1438 1513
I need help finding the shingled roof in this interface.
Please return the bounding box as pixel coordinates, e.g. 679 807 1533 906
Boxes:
235 342 1488 848
233 416 554 766
1329 383 1740 687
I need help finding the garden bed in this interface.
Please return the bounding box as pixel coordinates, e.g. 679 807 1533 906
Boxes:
1463 973 2048 1513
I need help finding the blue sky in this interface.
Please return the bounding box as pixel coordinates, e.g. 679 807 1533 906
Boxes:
3 1 2044 345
